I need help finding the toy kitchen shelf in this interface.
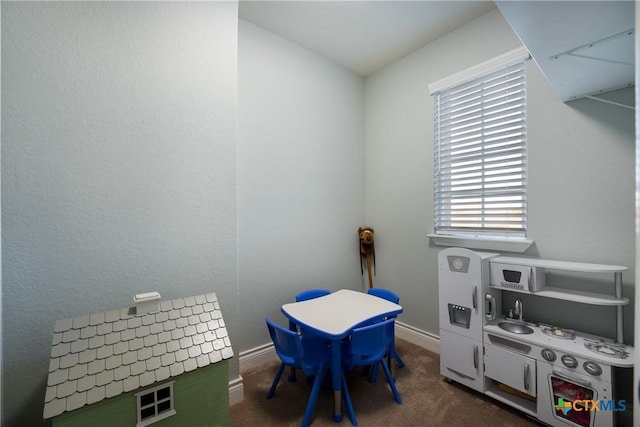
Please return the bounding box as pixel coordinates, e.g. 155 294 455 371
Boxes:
490 256 628 342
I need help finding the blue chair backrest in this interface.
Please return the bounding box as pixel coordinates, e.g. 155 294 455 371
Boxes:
348 318 395 365
296 288 331 302
266 317 304 367
367 288 400 304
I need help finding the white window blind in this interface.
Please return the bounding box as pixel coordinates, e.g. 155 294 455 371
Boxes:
433 59 527 238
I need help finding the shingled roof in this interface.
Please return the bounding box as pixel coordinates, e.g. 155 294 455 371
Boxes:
43 293 233 419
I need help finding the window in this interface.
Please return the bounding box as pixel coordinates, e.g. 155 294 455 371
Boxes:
430 48 529 242
136 382 176 427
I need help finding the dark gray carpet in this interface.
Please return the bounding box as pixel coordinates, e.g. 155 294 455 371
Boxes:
230 338 541 426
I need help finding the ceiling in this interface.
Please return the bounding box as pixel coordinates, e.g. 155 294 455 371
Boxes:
238 1 497 76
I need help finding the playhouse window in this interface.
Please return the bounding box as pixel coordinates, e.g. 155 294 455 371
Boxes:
136 381 176 426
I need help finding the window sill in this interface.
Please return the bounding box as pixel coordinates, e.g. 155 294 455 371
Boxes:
426 234 534 253
137 410 176 427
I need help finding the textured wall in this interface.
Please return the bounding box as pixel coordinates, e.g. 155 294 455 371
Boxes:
364 9 524 337
2 2 238 425
364 9 635 341
237 20 366 351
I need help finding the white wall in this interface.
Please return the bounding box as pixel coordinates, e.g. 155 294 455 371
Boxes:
1 1 3 413
237 20 366 351
364 9 523 337
634 5 639 424
2 2 238 425
2 4 636 423
365 9 635 341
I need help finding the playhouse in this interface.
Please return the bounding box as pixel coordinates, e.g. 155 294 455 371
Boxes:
43 293 233 426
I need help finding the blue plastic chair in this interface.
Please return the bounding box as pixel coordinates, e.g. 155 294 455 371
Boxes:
341 318 402 422
367 288 400 304
366 288 405 382
287 288 332 382
296 288 331 302
266 318 331 427
289 289 332 332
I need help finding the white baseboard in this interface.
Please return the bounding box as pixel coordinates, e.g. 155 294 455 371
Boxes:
239 341 277 372
229 343 277 406
395 320 440 354
229 375 244 406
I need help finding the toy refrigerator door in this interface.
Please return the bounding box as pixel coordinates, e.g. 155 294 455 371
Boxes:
438 248 485 341
440 329 484 393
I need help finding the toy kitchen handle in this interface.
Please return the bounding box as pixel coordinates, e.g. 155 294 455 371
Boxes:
552 369 593 387
485 294 496 321
472 285 477 309
524 363 530 391
473 344 479 369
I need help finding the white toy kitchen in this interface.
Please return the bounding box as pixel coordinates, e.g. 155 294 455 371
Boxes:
438 247 634 427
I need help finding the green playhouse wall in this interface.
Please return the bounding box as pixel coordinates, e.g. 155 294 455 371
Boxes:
53 361 229 427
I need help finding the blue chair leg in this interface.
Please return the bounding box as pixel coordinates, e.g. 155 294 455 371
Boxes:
379 359 402 404
369 362 380 383
267 362 286 399
301 365 326 427
370 341 405 383
288 367 297 382
369 351 390 383
391 342 405 368
341 372 357 426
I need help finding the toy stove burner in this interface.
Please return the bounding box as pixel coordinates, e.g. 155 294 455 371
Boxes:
584 339 629 359
541 325 575 340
